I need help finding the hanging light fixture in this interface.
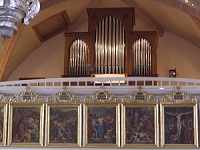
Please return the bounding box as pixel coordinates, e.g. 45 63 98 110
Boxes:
0 0 40 41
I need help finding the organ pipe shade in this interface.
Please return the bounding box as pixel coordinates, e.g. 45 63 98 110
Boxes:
132 38 152 75
95 16 125 74
69 39 88 75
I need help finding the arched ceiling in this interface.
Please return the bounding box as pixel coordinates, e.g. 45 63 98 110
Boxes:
0 0 199 81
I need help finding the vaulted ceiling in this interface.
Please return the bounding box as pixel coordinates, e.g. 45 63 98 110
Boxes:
0 0 199 81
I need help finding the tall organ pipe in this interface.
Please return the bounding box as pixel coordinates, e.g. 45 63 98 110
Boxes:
101 19 105 74
112 17 116 74
104 17 108 74
95 16 125 74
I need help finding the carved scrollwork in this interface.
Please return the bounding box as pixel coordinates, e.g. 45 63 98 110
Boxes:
0 94 8 103
47 86 82 104
23 0 40 25
84 86 119 103
9 86 44 103
122 86 158 104
161 86 197 103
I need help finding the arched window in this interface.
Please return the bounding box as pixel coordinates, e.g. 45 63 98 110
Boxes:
69 39 88 75
95 16 125 74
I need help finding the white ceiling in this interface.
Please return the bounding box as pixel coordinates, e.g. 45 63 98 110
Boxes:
0 0 199 81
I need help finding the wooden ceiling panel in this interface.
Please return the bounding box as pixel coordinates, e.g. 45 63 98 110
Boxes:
33 11 70 42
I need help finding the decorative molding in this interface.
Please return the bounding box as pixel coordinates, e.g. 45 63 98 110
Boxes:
10 86 44 103
161 86 197 103
47 86 82 104
84 86 120 103
122 86 158 104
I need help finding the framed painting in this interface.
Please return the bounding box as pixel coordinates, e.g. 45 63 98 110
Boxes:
83 86 120 147
160 86 198 148
45 87 82 147
7 87 45 147
121 87 159 148
0 94 8 146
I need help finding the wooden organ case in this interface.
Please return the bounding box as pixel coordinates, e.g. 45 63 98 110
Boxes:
64 8 158 77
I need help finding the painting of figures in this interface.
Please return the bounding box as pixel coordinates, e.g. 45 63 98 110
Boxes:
87 107 116 144
49 107 78 143
125 107 154 144
12 107 40 143
164 107 194 144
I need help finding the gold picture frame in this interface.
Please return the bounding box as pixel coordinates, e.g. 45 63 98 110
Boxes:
0 94 8 146
7 87 44 147
45 86 82 147
121 87 159 148
160 86 198 148
83 86 120 147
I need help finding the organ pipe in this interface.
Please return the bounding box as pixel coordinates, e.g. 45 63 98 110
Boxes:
95 16 125 74
104 17 108 74
112 17 116 74
69 39 88 76
132 38 152 75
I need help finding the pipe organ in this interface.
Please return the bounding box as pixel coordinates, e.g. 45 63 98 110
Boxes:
64 8 158 77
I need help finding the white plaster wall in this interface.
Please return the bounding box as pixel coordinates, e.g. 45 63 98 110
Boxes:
157 32 200 79
8 19 200 81
8 33 65 81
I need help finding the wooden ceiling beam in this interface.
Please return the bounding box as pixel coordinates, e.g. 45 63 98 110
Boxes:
40 0 70 11
121 0 164 37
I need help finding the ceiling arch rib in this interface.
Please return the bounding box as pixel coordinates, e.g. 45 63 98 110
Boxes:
156 0 200 18
66 0 101 31
121 0 164 37
156 0 200 44
0 24 23 81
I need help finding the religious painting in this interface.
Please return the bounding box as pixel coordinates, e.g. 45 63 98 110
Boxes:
121 87 159 148
45 87 82 147
83 86 120 147
7 87 44 147
0 94 8 146
11 107 41 143
87 107 116 143
160 86 198 148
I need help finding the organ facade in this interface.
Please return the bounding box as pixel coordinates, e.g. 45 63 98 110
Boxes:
64 8 158 77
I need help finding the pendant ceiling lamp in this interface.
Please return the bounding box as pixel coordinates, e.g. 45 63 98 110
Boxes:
0 0 40 41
